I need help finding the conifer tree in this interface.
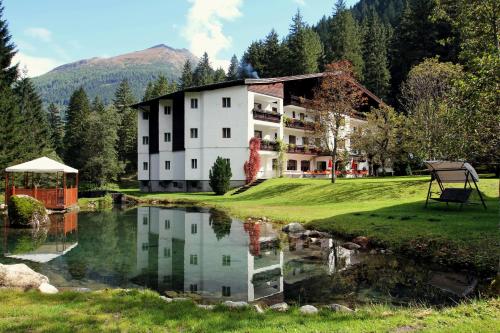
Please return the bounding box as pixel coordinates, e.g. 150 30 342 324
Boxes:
14 76 53 159
180 59 194 88
151 75 171 97
80 105 122 185
113 79 137 173
47 103 64 156
0 1 17 85
241 41 265 78
63 87 91 169
226 55 240 80
286 10 323 75
362 10 391 99
262 29 287 77
143 81 154 101
213 68 226 83
193 52 215 86
330 0 364 80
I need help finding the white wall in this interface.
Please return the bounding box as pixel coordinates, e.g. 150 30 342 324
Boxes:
138 110 150 180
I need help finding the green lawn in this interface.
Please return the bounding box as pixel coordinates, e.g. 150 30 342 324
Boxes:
121 176 499 274
0 290 498 333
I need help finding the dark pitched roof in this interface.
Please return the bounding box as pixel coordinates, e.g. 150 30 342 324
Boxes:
131 72 383 109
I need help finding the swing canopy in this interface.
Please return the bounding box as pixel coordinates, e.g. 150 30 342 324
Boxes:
424 160 486 209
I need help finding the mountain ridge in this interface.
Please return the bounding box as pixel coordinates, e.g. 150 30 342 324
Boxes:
33 44 198 106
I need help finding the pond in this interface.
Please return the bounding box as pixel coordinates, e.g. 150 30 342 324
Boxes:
0 206 483 307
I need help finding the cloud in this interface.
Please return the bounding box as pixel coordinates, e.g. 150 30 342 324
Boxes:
13 52 61 77
25 27 52 42
182 0 243 71
294 0 306 5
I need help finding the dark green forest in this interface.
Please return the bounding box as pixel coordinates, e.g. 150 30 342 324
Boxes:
0 0 498 187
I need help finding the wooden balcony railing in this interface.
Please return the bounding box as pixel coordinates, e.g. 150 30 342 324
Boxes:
284 119 315 130
253 109 281 123
287 145 323 155
259 141 278 151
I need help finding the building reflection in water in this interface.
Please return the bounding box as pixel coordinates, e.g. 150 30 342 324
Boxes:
135 207 284 302
2 210 78 263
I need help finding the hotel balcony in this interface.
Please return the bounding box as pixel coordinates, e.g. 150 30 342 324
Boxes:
287 145 323 155
284 119 315 131
253 109 281 123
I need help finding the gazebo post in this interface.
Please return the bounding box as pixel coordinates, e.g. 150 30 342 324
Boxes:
63 172 67 208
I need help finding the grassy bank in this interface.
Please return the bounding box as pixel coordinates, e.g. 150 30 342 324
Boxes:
122 176 499 274
0 290 498 332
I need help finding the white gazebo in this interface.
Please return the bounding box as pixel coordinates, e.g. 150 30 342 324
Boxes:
4 157 79 209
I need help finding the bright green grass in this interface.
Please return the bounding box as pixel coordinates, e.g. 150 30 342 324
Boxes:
122 176 499 273
0 290 498 333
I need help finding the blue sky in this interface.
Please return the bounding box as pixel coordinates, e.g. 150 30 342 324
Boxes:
5 0 357 77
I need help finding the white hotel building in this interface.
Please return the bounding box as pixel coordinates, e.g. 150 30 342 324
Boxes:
133 73 382 192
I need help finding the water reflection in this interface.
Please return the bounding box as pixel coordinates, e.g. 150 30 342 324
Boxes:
0 207 485 306
2 211 78 263
134 207 284 302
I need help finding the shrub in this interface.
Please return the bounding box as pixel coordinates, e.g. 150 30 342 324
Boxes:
209 157 232 195
244 137 261 184
7 195 49 227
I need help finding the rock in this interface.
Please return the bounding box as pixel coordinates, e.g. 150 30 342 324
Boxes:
342 242 361 250
172 297 189 302
7 195 49 228
197 304 215 310
326 304 354 313
352 236 369 249
0 263 49 290
282 222 305 233
38 282 58 294
73 287 91 293
165 290 179 298
299 305 318 314
369 249 377 255
269 302 289 312
223 300 249 308
253 304 265 314
159 296 173 303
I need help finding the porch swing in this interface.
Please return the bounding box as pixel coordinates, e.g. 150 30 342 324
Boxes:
424 161 486 209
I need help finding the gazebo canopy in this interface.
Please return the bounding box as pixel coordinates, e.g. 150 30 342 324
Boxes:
5 157 78 174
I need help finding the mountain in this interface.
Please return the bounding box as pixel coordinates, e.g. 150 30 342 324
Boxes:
33 44 198 106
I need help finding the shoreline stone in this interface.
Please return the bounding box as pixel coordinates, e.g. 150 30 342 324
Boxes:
299 305 318 314
269 302 289 312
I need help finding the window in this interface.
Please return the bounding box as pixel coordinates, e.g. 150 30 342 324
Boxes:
254 130 262 139
165 161 171 170
191 159 198 169
222 128 231 138
301 160 310 172
191 224 198 234
317 161 327 171
164 132 171 142
143 216 148 225
142 243 148 250
190 284 198 293
224 158 230 166
142 112 149 120
164 247 171 258
164 105 171 115
289 135 296 145
274 132 278 139
222 255 231 266
190 98 198 109
190 128 198 138
164 219 170 229
302 137 309 145
222 97 231 108
287 159 297 171
272 107 278 112
292 111 296 118
222 286 231 297
143 136 149 145
254 103 262 110
300 113 305 121
143 162 148 170
272 159 278 170
190 254 198 265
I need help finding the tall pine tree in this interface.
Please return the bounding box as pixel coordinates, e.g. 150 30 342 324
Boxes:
362 10 391 99
193 52 215 86
142 81 154 101
47 103 64 157
63 87 91 169
329 0 364 79
113 79 137 174
226 55 240 80
180 59 194 88
14 76 53 159
213 68 226 83
0 1 17 85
